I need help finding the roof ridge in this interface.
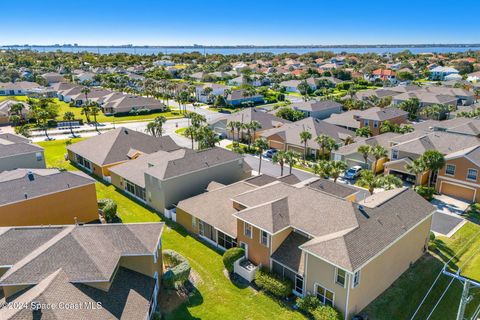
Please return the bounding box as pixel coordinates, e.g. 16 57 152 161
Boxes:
0 226 74 284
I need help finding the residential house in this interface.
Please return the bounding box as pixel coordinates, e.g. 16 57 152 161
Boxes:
467 71 480 83
435 145 480 202
0 100 29 124
0 168 98 226
0 82 43 96
232 181 434 319
365 69 397 83
41 72 66 84
67 127 179 181
325 107 408 136
195 83 229 103
384 131 480 185
280 78 317 93
109 147 251 212
0 222 164 320
209 108 289 140
289 100 343 119
429 66 460 81
225 89 264 106
0 133 45 171
102 95 166 115
260 117 355 157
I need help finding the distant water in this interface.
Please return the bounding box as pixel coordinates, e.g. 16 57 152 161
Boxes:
1 46 479 55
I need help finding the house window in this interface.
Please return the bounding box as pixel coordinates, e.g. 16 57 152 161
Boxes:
445 164 456 176
244 222 253 239
35 152 43 161
373 120 379 128
217 231 237 250
260 230 270 247
335 268 346 287
295 275 304 296
467 168 478 181
315 285 334 307
192 217 197 229
363 120 369 126
392 149 399 160
353 271 360 288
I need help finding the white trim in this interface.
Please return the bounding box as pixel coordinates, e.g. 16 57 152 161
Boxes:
334 267 346 288
439 180 476 202
244 221 253 239
260 229 270 247
303 253 308 296
314 282 335 307
345 273 351 320
445 164 456 176
466 168 478 182
352 270 361 288
438 175 480 188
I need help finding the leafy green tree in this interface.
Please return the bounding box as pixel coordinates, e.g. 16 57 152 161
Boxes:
398 98 421 120
421 150 445 186
355 126 372 138
313 160 331 178
197 126 220 150
275 107 306 122
14 124 31 138
297 80 311 101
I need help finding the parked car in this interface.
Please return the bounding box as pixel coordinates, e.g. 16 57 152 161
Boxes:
263 149 278 158
344 166 362 179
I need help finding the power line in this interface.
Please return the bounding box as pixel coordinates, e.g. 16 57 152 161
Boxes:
425 276 456 320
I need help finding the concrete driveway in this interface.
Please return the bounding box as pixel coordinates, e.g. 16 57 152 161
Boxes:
431 194 471 216
431 212 466 237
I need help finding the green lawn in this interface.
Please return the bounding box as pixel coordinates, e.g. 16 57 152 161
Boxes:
0 96 184 123
37 138 305 320
364 222 480 319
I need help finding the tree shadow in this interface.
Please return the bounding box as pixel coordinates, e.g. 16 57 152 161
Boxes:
160 281 203 320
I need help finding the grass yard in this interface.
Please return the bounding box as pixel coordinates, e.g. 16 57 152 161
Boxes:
0 95 184 123
37 138 305 320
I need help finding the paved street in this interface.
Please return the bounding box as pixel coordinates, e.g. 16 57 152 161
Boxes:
244 154 314 180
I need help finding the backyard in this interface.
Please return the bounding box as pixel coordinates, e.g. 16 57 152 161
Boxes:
37 138 480 320
0 96 184 123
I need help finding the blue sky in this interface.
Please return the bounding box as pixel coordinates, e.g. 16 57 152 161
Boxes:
2 0 479 45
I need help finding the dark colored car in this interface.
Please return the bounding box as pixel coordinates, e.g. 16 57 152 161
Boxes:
263 149 278 158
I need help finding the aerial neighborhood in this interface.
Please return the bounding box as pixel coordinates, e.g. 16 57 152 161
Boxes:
0 44 479 320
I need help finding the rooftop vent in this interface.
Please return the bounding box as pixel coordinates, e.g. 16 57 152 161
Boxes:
124 129 129 134
27 171 34 181
357 204 369 218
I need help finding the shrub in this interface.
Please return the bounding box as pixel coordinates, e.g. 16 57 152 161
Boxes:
255 267 292 298
296 295 320 313
415 186 435 201
222 247 245 273
429 231 436 241
162 249 191 289
311 306 343 320
97 198 117 222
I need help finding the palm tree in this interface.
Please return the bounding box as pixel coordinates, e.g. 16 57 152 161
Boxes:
81 104 91 123
356 127 372 138
329 160 348 183
81 87 91 104
381 174 403 190
234 121 244 142
370 145 388 174
227 121 236 142
197 126 220 149
37 110 51 141
14 124 31 138
313 160 331 178
90 103 101 133
249 120 262 144
358 170 380 195
63 111 76 137
284 150 298 175
253 138 269 174
357 145 371 168
343 135 355 145
299 130 312 161
315 134 337 160
184 126 197 150
406 158 426 187
272 150 287 176
421 150 445 187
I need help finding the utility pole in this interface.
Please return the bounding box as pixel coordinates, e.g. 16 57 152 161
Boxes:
442 269 480 320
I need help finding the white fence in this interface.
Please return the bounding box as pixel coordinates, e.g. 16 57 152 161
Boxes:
164 207 176 222
233 257 258 283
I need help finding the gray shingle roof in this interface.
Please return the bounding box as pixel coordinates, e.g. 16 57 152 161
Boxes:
0 169 95 206
307 178 359 199
211 108 289 131
0 223 164 285
67 127 179 166
0 134 43 159
291 100 342 112
271 232 309 274
357 107 408 121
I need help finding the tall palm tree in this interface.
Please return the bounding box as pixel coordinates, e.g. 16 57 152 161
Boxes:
235 121 243 142
81 87 91 104
299 130 312 161
63 111 76 137
227 121 236 142
284 150 298 175
357 145 372 168
272 150 287 176
249 120 262 144
358 170 380 195
356 127 372 138
38 110 51 141
329 160 348 183
81 104 91 123
406 158 426 187
315 134 337 160
381 174 403 190
421 150 445 187
90 103 101 133
370 145 388 174
253 138 269 174
184 126 197 150
313 160 331 179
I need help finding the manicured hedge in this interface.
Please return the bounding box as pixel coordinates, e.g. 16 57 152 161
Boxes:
311 306 343 320
97 198 117 222
296 295 320 314
415 186 435 201
255 267 292 298
162 249 191 288
222 247 245 273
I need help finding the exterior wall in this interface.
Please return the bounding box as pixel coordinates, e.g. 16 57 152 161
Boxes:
120 250 162 278
347 215 432 317
176 207 199 234
237 221 270 267
266 134 286 150
360 115 407 136
304 254 349 316
2 285 30 298
304 107 342 120
436 157 480 202
0 151 46 171
0 184 98 226
271 227 292 254
146 159 251 212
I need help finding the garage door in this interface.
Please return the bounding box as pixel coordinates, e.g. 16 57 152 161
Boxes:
440 182 475 202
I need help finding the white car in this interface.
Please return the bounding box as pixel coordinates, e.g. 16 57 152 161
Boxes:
344 166 363 180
